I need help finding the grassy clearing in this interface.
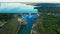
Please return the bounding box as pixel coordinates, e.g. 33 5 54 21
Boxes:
0 17 19 34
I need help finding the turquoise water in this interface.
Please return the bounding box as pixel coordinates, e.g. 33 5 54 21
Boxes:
0 3 38 34
18 14 38 34
0 3 37 13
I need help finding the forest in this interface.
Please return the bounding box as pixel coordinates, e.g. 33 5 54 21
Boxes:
33 7 60 34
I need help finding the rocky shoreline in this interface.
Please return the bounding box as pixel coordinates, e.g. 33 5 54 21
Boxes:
16 22 21 34
31 23 37 34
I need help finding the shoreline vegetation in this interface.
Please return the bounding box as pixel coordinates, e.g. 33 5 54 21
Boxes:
0 13 21 34
31 12 60 34
16 21 21 34
32 7 60 34
0 17 19 34
0 13 27 34
31 7 60 34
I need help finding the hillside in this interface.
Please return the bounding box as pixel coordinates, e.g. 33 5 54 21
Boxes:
0 13 20 34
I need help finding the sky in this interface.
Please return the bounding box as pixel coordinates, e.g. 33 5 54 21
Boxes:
0 0 60 3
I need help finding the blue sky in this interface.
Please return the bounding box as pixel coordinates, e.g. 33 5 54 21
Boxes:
0 3 37 13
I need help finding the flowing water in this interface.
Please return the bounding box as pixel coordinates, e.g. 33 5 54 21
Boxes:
18 14 38 34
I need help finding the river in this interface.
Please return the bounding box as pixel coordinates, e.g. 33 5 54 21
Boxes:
18 14 38 34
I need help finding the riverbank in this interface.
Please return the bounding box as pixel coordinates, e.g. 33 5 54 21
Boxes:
16 22 21 34
31 23 37 34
